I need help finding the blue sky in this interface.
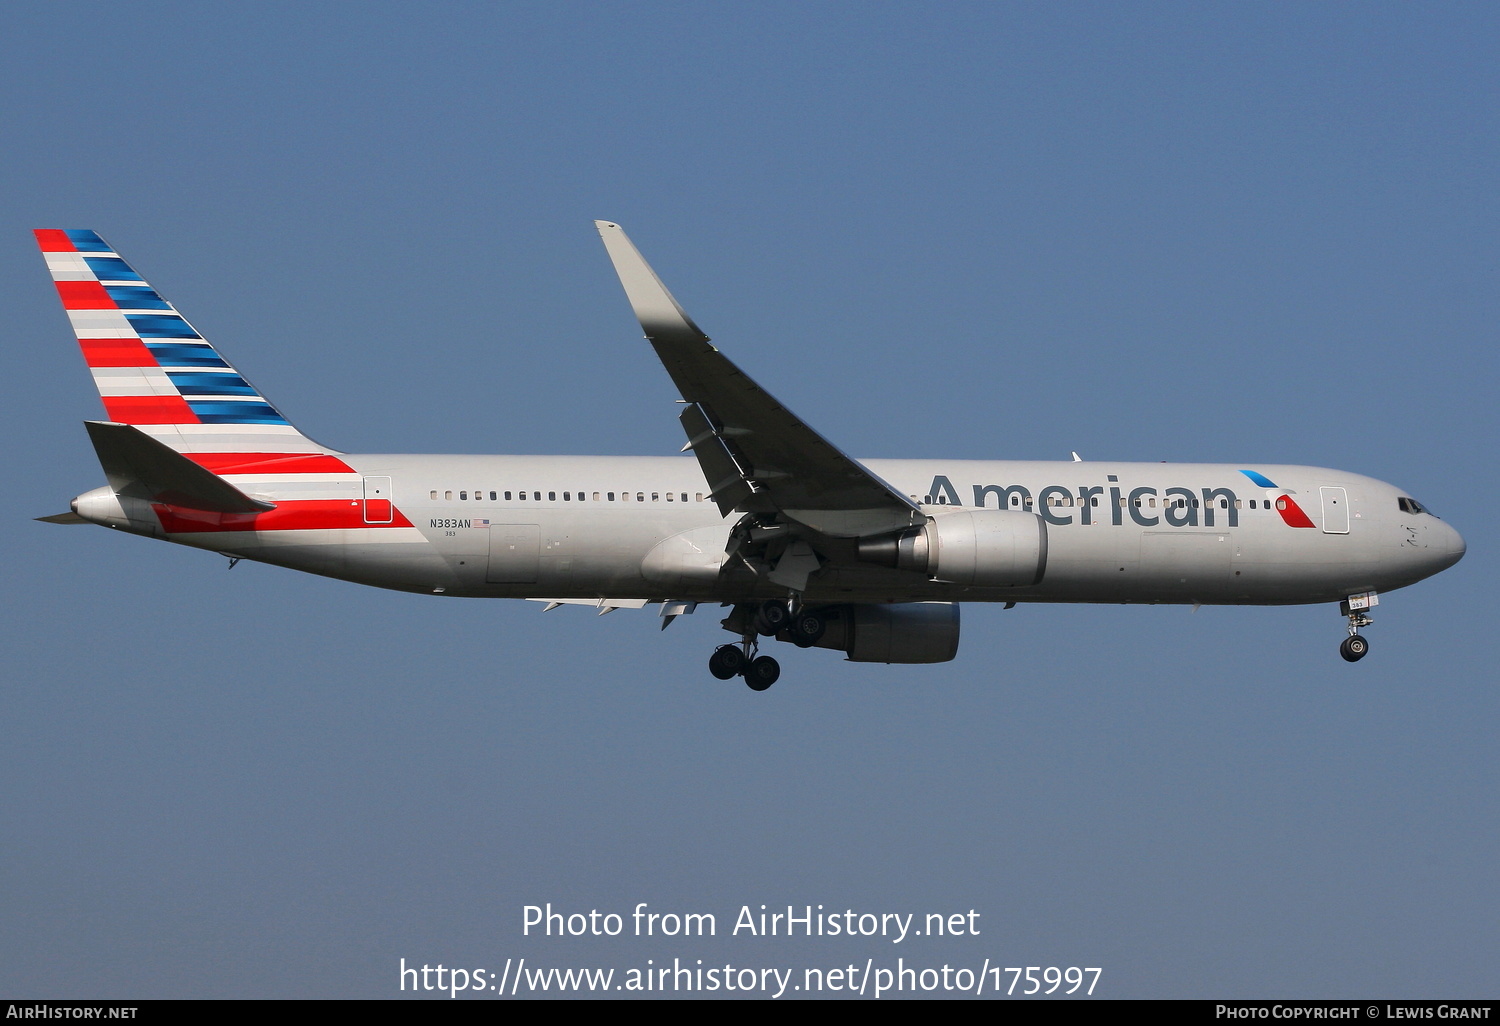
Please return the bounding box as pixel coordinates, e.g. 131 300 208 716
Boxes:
2 2 1496 999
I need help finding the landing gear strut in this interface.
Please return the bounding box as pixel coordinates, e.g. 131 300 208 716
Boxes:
1338 594 1376 662
711 606 792 693
706 599 828 689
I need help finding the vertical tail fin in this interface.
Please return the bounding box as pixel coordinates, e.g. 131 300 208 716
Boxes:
35 229 335 457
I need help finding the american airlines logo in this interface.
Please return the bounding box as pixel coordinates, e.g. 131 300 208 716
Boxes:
925 472 1315 529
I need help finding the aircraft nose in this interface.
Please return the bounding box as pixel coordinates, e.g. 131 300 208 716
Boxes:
1391 516 1465 583
1439 521 1466 570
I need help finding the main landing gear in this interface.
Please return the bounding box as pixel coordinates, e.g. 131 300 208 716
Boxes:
706 599 827 691
1338 593 1377 663
708 643 780 691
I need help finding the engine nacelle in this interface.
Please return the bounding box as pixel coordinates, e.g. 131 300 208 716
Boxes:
807 602 960 663
857 509 1047 587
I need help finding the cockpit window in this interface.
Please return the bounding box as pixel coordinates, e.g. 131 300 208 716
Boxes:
1398 497 1429 515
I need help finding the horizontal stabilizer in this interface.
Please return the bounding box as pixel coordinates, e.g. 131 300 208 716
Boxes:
84 420 275 513
36 511 89 525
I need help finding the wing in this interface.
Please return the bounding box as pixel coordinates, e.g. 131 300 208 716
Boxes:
594 221 923 539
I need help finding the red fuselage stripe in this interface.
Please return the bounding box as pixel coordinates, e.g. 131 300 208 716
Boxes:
182 453 356 474
155 499 414 533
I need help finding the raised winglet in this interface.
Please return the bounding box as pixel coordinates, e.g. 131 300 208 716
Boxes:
594 221 710 343
594 221 923 538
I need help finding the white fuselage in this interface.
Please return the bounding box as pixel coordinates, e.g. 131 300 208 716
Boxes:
88 454 1463 608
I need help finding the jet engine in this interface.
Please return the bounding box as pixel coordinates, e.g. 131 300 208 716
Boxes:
856 509 1047 587
804 602 960 663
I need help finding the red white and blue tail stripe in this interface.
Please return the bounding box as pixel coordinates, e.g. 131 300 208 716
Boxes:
35 229 330 457
38 229 420 537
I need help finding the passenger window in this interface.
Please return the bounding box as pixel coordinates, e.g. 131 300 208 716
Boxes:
593 492 601 501
549 491 556 501
504 491 512 500
681 493 688 502
489 491 496 501
696 493 704 502
652 492 659 502
637 492 645 502
1277 499 1287 510
444 490 453 500
666 492 674 501
1220 499 1229 509
429 490 438 500
608 492 616 501
564 492 571 501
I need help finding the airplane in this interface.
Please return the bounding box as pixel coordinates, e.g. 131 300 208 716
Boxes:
35 224 1465 690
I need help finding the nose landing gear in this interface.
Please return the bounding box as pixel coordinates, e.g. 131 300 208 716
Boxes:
1339 634 1369 662
1338 592 1377 662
